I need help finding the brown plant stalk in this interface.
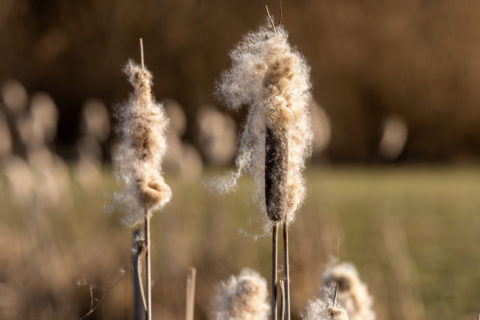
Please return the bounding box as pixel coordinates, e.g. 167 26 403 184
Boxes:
144 208 152 320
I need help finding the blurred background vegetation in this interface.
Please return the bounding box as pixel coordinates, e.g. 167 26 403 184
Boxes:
1 168 480 320
1 0 480 319
3 0 480 162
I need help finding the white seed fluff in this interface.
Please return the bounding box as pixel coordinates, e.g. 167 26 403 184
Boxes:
303 283 349 320
304 300 349 320
113 61 171 226
214 268 270 320
323 263 376 320
215 21 313 227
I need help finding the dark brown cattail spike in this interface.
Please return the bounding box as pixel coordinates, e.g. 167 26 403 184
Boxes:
265 127 288 222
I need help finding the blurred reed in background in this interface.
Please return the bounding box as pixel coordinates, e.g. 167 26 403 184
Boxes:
0 167 480 319
2 0 480 162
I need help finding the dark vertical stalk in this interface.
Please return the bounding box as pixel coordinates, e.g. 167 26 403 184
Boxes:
132 230 146 320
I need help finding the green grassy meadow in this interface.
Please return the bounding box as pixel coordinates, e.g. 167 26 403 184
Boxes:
0 166 479 320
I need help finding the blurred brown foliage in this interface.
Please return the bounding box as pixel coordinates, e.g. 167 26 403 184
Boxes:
2 0 480 162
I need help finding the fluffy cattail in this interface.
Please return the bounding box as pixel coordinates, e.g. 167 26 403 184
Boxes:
322 263 375 320
215 21 312 226
304 299 349 320
303 283 349 320
113 61 171 226
81 98 111 143
197 106 236 166
0 109 12 158
1 80 28 114
214 268 270 320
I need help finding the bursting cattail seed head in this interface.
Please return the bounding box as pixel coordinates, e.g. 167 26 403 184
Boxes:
303 283 349 320
214 268 270 320
113 61 171 226
303 299 349 320
215 21 313 227
322 263 376 320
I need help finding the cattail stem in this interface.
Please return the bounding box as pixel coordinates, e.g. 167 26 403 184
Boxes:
186 267 196 320
144 208 152 320
272 222 279 320
279 280 286 320
282 221 290 320
139 38 145 70
132 229 146 320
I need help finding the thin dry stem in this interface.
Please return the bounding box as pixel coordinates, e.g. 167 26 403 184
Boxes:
186 267 197 320
140 38 145 70
333 282 338 307
144 208 152 320
279 0 283 26
279 280 285 320
272 222 279 320
283 220 290 320
265 5 277 33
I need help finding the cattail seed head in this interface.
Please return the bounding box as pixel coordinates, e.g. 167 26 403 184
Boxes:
304 300 349 320
303 283 349 320
215 21 312 227
265 128 288 221
113 61 171 226
323 263 375 320
214 268 270 320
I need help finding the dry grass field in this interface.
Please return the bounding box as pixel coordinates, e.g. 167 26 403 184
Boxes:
0 166 479 320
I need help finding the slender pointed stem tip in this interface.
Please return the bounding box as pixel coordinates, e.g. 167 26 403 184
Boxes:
139 38 145 70
265 5 277 33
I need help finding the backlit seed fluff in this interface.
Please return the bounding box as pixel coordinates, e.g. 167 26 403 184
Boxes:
323 263 376 320
303 283 349 320
215 21 313 227
214 268 270 320
113 61 171 226
304 300 349 320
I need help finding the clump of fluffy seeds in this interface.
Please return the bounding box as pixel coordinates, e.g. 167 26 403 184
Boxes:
214 268 270 320
215 21 313 227
304 300 349 320
113 61 171 226
322 262 376 320
303 283 349 320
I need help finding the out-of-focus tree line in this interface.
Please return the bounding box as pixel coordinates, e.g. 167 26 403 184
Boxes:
2 0 480 163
